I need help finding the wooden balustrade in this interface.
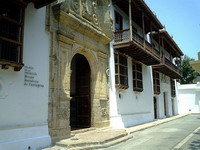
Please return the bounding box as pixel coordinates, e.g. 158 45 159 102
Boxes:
132 31 144 46
114 29 130 43
114 29 161 59
164 58 182 76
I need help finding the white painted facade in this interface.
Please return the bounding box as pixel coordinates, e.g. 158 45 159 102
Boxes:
0 4 51 150
178 83 200 114
109 3 155 129
109 52 155 128
154 74 179 119
109 2 179 129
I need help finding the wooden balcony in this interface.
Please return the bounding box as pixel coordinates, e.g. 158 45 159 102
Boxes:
31 0 57 8
153 57 183 79
113 29 161 66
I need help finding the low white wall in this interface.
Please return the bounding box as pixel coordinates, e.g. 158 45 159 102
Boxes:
178 83 200 114
0 4 51 150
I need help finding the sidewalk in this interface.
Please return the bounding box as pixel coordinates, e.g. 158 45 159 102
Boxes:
43 113 189 150
126 113 189 134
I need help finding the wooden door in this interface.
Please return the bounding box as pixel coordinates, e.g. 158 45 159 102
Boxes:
70 54 91 130
164 92 167 116
154 97 157 119
172 99 175 115
75 57 91 128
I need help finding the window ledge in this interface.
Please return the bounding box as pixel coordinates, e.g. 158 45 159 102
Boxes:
154 92 161 95
0 59 24 71
116 84 129 90
133 88 143 92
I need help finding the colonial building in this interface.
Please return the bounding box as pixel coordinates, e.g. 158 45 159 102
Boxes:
109 0 183 129
0 0 56 150
152 30 183 119
47 0 113 141
0 0 185 149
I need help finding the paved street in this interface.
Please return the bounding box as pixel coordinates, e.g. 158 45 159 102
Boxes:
103 114 200 150
180 128 200 150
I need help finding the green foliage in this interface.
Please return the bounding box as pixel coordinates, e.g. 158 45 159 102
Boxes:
180 55 199 84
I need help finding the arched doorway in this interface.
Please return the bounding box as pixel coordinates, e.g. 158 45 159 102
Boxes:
70 54 91 130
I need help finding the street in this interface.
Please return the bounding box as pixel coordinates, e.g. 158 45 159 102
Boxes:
103 114 200 150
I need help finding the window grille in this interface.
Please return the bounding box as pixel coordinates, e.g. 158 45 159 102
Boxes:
153 71 160 94
132 61 143 92
0 1 25 71
115 52 128 89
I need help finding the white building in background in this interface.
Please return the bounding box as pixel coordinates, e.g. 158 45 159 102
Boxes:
0 1 56 150
177 52 200 114
178 84 200 114
109 0 183 129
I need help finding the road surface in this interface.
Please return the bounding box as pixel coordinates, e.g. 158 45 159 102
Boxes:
103 114 200 150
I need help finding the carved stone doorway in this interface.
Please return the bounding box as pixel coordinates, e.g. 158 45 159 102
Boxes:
70 54 91 130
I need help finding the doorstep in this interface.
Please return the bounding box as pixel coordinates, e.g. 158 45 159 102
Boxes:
43 128 132 150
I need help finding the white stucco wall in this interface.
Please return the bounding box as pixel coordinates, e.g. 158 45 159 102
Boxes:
154 74 178 119
0 4 51 150
109 3 180 129
178 84 200 114
109 46 154 128
110 4 155 129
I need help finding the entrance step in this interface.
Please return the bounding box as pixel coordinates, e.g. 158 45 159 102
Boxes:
71 127 96 135
44 129 132 150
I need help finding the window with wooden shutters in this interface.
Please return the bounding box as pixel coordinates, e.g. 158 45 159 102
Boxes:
115 52 128 89
132 61 143 92
171 79 176 97
153 71 160 94
0 1 25 71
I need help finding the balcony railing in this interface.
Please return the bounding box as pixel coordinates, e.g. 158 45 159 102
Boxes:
114 29 160 59
114 29 130 43
164 58 182 76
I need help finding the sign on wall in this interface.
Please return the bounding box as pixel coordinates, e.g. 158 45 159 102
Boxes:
24 66 44 88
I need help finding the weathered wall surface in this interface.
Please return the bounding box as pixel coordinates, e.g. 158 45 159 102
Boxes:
47 0 113 141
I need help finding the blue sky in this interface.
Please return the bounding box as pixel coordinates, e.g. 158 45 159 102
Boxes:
144 0 200 60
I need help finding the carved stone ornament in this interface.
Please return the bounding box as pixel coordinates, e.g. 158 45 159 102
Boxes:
82 0 92 21
92 1 98 25
71 0 80 13
81 0 98 25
